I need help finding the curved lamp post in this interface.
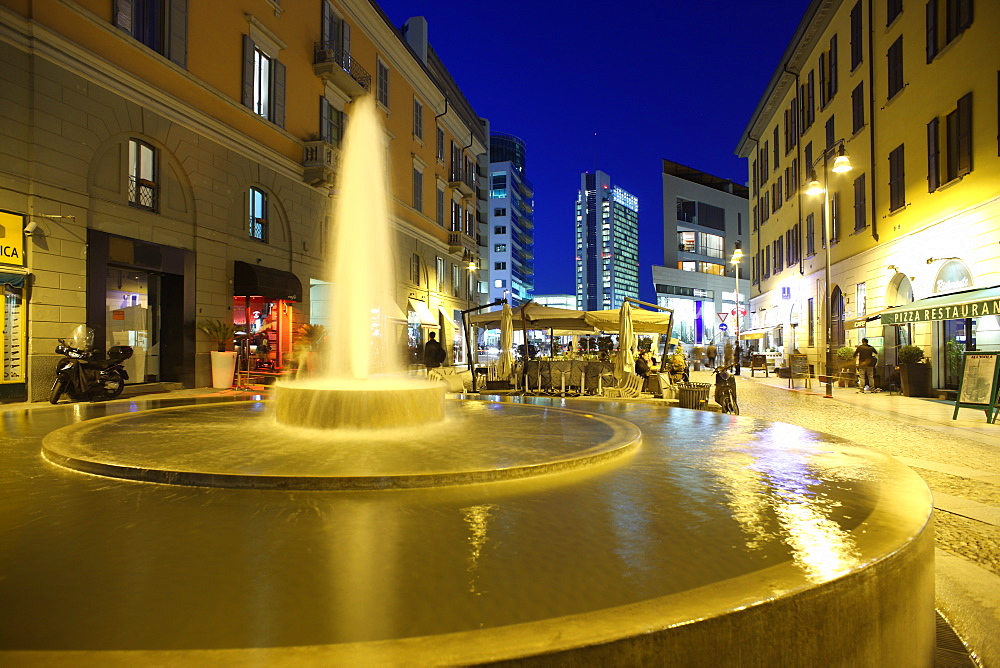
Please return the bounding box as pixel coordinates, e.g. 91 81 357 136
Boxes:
806 143 852 398
730 246 744 355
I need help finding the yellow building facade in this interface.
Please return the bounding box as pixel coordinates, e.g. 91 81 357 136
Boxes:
0 0 487 401
737 0 999 394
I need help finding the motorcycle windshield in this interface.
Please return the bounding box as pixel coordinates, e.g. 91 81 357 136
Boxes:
66 325 95 349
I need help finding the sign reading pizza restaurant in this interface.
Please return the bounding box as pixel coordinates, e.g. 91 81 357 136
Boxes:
881 293 1000 324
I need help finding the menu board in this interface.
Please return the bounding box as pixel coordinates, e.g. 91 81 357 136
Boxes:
953 352 1000 423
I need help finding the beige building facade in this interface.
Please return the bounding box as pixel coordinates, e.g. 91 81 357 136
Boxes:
0 0 487 401
737 0 999 393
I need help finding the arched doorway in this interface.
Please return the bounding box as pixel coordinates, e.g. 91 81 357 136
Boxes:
884 273 914 367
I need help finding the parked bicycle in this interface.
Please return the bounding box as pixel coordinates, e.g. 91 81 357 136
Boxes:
713 365 739 415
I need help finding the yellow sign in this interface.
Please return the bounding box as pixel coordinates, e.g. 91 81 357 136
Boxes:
0 211 26 268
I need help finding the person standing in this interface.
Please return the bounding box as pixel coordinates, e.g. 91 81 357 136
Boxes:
733 344 742 375
424 331 446 369
724 341 733 367
706 342 717 368
854 338 878 393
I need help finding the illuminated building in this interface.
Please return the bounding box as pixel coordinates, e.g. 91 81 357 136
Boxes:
0 1 487 400
736 0 999 392
652 160 750 346
575 171 639 311
488 132 534 307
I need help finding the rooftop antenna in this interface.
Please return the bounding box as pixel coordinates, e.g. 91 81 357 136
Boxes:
593 132 598 173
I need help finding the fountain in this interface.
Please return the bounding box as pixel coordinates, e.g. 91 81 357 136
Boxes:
273 95 445 430
33 95 936 664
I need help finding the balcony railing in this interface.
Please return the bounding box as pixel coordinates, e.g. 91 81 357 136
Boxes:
448 231 478 255
302 140 340 187
313 42 371 97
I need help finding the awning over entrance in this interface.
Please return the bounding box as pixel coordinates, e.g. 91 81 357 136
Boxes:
739 328 769 340
879 286 1000 325
438 306 458 329
408 298 438 326
0 272 28 288
844 309 891 329
233 261 302 302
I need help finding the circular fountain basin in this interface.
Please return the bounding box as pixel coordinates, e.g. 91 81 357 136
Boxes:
42 400 640 489
273 378 446 429
28 397 934 665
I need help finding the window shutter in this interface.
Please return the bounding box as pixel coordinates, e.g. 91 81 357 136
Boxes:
241 35 255 109
320 98 330 143
956 92 972 175
322 1 333 45
828 34 838 98
342 21 351 57
168 0 188 68
926 0 938 63
927 117 940 191
114 0 134 34
272 60 286 128
819 53 827 107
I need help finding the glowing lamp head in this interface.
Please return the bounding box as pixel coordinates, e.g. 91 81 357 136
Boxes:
806 179 825 196
831 146 852 173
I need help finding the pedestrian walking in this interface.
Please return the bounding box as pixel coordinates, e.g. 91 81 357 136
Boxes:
854 338 878 392
706 342 717 368
423 331 447 369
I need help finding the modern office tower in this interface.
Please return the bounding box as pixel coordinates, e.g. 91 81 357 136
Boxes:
736 0 1000 393
652 160 749 346
488 133 534 306
533 294 577 310
575 171 639 311
0 1 488 400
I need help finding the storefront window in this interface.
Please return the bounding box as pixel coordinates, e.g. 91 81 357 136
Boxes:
106 268 156 383
2 281 24 384
233 296 294 370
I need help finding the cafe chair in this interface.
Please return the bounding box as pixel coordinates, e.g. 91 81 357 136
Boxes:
601 373 643 399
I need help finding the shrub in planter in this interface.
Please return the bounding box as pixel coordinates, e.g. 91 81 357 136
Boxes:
897 345 931 397
196 319 239 352
835 346 856 386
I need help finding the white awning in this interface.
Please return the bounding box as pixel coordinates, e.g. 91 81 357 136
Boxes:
384 301 407 323
408 298 437 326
438 306 458 329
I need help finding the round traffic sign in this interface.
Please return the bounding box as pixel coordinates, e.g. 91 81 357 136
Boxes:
719 323 728 331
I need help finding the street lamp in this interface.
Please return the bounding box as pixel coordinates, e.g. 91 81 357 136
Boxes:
730 246 744 355
808 143 852 398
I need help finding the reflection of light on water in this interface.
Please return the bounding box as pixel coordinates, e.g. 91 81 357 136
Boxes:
462 504 497 596
710 421 861 582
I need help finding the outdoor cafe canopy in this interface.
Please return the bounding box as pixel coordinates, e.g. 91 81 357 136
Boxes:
467 303 673 335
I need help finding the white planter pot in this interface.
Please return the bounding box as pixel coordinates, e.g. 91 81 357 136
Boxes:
210 351 238 389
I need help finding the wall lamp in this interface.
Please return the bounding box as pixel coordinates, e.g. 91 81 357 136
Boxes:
926 257 959 264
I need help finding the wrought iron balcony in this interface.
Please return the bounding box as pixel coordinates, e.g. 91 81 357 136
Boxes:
302 140 340 187
313 42 371 97
448 231 478 255
449 168 476 198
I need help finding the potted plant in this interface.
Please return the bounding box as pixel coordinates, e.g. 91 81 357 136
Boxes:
897 345 931 397
294 324 327 374
836 346 855 387
197 318 240 388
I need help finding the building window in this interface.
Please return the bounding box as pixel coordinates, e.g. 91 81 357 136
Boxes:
806 213 816 256
436 256 445 293
850 0 863 70
493 208 507 216
112 0 187 67
494 244 507 252
887 37 904 99
830 191 840 242
452 264 461 298
320 98 344 146
889 144 906 211
436 187 445 227
927 0 974 62
412 168 423 212
856 282 867 317
376 59 390 108
887 0 903 25
436 127 444 162
826 115 836 149
773 126 779 165
851 83 865 134
853 173 867 230
808 298 815 346
249 187 268 243
946 93 974 182
494 226 506 234
410 254 420 284
412 98 423 141
128 138 158 211
242 35 285 127
450 201 461 232
495 262 506 270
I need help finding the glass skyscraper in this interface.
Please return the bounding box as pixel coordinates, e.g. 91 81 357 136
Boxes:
488 133 534 306
575 170 639 310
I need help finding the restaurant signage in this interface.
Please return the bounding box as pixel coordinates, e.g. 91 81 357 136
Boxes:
881 297 1000 324
0 210 26 268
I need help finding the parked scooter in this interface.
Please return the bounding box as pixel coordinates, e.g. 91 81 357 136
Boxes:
49 326 133 404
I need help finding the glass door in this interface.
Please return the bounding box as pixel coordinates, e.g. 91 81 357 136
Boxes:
106 268 160 382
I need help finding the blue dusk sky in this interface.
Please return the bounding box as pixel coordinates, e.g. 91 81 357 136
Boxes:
375 0 814 303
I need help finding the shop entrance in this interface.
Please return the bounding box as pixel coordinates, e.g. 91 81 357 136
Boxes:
106 267 159 382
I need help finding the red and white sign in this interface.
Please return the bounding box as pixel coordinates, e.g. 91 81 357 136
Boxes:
717 313 728 323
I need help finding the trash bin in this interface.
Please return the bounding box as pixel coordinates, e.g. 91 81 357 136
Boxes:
677 382 711 409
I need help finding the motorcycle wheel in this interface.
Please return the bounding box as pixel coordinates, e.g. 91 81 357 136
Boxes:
49 378 66 404
100 370 125 401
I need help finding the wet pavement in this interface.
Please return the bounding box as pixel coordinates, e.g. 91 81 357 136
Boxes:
0 375 996 665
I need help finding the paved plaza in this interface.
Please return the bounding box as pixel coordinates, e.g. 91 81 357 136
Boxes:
1 371 997 665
